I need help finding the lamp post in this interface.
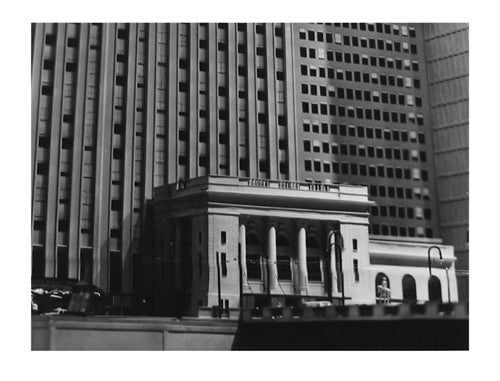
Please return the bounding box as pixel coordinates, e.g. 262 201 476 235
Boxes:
427 245 451 303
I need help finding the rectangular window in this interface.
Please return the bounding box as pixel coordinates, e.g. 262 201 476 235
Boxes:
221 231 226 245
80 248 93 283
57 248 69 280
307 258 322 281
247 255 261 280
353 259 359 282
278 257 292 280
352 239 358 251
221 252 227 276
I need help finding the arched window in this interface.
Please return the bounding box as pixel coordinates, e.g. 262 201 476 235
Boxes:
375 273 391 304
306 235 320 248
246 232 261 246
277 234 290 247
402 274 417 302
428 275 442 302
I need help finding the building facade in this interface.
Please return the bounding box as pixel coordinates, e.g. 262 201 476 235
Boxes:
31 23 467 302
147 176 456 316
422 23 469 300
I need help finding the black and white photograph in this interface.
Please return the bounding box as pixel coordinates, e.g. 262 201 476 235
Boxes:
5 0 498 377
29 19 469 350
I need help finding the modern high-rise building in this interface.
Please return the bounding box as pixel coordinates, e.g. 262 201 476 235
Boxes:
31 23 468 304
422 23 469 300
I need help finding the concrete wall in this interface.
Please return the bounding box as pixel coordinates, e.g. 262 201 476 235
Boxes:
207 213 241 308
341 223 373 304
32 316 237 350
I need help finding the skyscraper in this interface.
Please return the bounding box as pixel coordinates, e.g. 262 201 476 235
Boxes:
31 23 468 300
423 23 469 300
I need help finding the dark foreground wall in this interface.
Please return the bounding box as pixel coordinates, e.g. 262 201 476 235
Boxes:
232 303 468 350
32 303 468 350
232 319 468 350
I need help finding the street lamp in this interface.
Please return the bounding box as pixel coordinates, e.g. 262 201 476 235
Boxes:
427 245 451 303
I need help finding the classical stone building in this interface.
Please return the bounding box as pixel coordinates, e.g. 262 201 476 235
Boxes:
145 176 457 316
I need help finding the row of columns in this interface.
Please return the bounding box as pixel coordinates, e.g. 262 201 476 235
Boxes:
239 223 341 295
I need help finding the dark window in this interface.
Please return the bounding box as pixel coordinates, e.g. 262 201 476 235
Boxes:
80 248 93 283
218 133 228 144
117 53 127 63
247 255 262 280
41 85 53 96
219 109 227 120
61 137 72 150
43 59 54 70
199 155 208 167
115 75 126 86
280 162 288 175
307 258 322 281
239 158 248 171
45 34 56 45
113 148 123 160
278 257 292 280
353 259 359 282
65 62 77 72
220 253 227 276
352 239 358 251
111 199 121 211
179 81 188 92
58 219 69 233
57 248 69 280
259 160 268 173
428 276 442 302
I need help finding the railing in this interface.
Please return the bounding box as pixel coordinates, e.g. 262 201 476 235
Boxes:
243 177 340 193
241 302 469 323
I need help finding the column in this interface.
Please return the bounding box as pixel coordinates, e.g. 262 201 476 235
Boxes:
297 225 308 294
239 224 249 292
328 230 338 295
267 224 278 293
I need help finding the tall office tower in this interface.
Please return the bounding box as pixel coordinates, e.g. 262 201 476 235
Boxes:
31 23 299 294
292 23 439 241
423 24 469 300
31 23 464 295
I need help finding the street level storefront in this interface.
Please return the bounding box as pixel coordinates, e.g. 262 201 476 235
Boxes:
144 176 457 317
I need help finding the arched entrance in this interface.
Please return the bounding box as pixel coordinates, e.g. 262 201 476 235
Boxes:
428 275 442 302
402 274 417 302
